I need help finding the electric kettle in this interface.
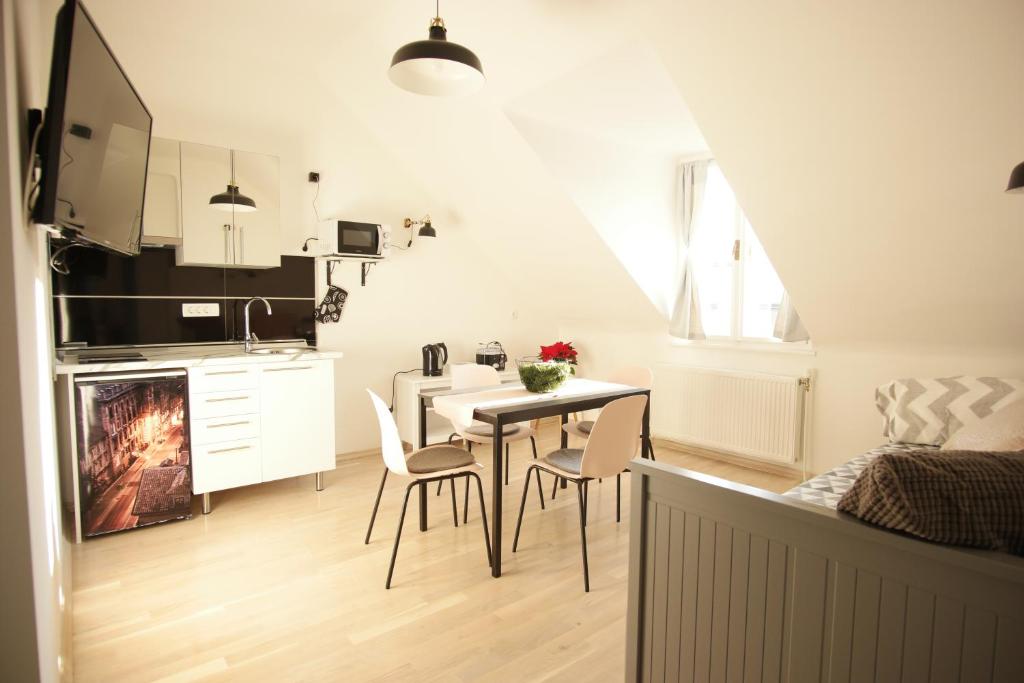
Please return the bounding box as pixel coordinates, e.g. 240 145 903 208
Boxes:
475 341 507 371
422 342 448 377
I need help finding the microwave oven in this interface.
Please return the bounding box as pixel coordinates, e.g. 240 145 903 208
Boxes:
331 220 390 258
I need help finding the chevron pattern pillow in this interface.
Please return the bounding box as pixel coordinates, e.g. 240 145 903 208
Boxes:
875 377 1024 446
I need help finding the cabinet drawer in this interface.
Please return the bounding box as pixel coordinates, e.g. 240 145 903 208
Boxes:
192 438 261 494
191 414 260 445
188 365 259 393
190 389 258 419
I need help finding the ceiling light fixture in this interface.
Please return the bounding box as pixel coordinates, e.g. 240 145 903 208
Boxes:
1006 161 1024 194
388 1 484 97
209 149 257 212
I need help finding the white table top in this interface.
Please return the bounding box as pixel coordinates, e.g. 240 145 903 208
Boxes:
431 378 633 428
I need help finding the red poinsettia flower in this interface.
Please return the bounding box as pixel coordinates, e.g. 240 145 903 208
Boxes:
539 341 578 364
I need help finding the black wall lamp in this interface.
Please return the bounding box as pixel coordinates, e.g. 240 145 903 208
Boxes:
402 214 438 246
1006 161 1024 194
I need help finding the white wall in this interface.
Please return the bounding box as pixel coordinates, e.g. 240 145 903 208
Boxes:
76 0 1024 472
559 321 1024 475
134 76 559 455
1 0 69 680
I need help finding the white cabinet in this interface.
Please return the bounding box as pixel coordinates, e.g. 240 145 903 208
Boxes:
177 141 281 268
141 137 182 245
188 360 336 502
259 362 335 483
231 150 280 268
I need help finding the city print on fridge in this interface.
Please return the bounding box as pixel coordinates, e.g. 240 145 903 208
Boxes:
75 373 192 536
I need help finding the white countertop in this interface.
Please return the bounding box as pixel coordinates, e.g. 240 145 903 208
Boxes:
55 342 343 375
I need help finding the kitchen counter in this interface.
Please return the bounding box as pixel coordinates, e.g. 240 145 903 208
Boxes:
55 341 343 375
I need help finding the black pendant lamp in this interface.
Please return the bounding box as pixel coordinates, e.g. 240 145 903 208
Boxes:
1006 161 1024 194
389 2 484 97
209 149 257 213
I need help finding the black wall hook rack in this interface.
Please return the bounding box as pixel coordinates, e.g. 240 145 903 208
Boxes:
361 261 375 286
319 255 378 288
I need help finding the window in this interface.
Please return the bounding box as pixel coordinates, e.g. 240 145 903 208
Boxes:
688 163 792 341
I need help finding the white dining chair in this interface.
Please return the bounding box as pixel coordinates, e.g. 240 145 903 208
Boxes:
364 390 491 588
443 365 544 506
512 394 648 592
563 366 653 450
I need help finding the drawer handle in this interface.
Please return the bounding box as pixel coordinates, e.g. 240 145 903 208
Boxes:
207 421 249 429
265 366 313 372
208 445 252 454
205 370 249 376
206 396 248 403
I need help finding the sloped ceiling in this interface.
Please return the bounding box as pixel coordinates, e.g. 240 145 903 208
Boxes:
82 0 1024 351
84 0 663 326
505 43 707 317
639 0 1024 351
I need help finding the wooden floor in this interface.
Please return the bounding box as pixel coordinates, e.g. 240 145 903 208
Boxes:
70 423 800 683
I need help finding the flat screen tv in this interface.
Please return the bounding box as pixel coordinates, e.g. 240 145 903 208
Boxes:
34 0 152 256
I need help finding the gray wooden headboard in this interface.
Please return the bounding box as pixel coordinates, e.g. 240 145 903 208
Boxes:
625 459 1024 682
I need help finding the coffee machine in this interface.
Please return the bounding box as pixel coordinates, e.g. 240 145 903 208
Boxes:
422 342 448 376
475 341 507 370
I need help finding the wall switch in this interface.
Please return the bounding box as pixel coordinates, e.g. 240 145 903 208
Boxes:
182 302 220 318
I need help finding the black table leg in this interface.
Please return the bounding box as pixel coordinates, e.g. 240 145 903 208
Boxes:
418 396 427 449
642 391 652 459
560 412 569 488
418 395 428 531
491 418 504 577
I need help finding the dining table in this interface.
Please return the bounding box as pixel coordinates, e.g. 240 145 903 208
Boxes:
418 377 652 578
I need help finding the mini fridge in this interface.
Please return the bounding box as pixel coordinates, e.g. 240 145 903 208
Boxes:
74 369 192 537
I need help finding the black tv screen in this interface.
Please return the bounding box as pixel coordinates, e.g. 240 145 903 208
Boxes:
35 0 152 256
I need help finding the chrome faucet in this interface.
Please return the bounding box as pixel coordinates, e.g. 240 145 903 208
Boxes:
244 297 272 353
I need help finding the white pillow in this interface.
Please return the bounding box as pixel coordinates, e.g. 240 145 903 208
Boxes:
942 400 1024 452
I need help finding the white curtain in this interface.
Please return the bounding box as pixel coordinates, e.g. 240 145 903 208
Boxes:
773 292 810 342
669 160 709 340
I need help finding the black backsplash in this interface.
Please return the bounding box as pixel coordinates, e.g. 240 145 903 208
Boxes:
52 246 316 348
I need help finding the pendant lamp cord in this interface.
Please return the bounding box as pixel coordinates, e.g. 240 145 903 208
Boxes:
435 0 439 19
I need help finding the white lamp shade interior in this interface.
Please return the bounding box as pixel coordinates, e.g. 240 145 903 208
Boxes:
389 58 485 96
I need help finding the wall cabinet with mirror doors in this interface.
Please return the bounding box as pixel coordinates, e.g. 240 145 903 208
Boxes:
175 140 281 268
141 137 182 245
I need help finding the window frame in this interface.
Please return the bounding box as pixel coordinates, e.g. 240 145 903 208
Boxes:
679 161 812 349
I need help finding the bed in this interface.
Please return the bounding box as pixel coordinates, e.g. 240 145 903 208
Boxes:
625 456 1024 682
782 442 938 509
625 377 1024 681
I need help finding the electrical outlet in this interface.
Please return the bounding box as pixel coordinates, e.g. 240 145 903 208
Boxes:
182 302 220 318
308 171 320 183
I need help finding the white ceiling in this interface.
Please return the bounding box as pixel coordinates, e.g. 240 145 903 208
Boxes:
505 43 706 157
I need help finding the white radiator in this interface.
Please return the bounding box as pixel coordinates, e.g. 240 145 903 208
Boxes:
652 365 811 464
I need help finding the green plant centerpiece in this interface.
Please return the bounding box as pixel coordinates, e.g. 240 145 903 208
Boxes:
517 342 580 393
517 357 573 393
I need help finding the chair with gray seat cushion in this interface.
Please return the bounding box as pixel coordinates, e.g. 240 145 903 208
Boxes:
562 367 655 460
513 395 648 591
444 365 542 499
364 390 491 589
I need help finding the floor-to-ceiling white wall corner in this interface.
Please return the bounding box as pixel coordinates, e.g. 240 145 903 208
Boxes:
1 0 69 681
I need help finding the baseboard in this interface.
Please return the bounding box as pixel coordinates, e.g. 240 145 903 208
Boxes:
335 447 380 464
652 436 806 479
